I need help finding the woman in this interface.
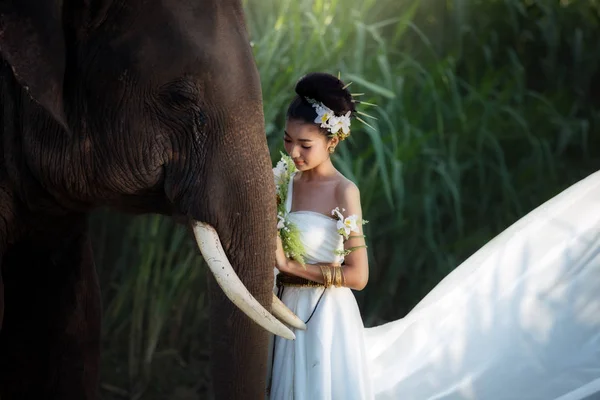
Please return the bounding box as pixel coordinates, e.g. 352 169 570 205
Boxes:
269 72 600 400
269 72 373 400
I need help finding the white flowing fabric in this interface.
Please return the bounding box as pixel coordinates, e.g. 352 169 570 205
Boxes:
268 170 600 400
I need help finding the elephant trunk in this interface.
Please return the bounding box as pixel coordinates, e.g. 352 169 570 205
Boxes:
182 114 300 397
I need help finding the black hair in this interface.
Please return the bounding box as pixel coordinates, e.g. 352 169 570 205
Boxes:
286 72 356 133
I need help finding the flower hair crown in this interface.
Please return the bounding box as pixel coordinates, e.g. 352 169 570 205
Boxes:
305 97 352 141
303 75 378 141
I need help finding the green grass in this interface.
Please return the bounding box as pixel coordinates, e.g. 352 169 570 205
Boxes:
93 0 600 396
93 212 210 399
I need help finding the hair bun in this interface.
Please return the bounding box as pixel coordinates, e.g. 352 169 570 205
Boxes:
294 72 355 116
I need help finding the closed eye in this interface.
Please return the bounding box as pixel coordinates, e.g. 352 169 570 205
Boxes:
283 139 311 149
284 135 312 149
158 79 200 107
154 78 207 134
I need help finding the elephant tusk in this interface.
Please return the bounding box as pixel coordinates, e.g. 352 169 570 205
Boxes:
272 293 307 330
192 222 296 340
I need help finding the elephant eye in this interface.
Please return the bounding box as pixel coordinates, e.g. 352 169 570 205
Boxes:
158 79 200 107
154 79 207 129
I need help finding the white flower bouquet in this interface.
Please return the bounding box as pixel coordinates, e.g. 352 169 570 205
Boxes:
273 153 307 266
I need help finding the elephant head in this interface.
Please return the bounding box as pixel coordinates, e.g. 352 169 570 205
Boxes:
0 0 300 398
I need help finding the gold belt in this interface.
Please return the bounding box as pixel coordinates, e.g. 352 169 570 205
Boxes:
276 273 325 288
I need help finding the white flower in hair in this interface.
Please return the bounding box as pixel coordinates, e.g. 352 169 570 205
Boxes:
313 103 333 126
328 111 351 135
308 98 351 138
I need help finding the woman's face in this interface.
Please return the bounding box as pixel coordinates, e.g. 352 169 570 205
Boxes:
283 119 337 171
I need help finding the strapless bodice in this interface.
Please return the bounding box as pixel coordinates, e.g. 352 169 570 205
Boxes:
284 172 344 264
287 211 344 265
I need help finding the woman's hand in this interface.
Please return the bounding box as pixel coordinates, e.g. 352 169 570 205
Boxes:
276 235 346 284
275 234 289 272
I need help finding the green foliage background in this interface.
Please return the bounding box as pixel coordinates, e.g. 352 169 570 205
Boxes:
95 0 600 398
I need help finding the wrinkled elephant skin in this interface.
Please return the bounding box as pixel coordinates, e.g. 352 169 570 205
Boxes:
0 1 277 399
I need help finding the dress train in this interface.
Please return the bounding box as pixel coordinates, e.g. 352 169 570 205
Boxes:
269 170 600 399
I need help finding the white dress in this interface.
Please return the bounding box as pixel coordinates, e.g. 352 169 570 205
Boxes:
268 171 600 400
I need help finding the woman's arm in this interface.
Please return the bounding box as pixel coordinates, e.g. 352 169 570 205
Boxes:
275 181 369 291
275 235 340 283
334 182 369 290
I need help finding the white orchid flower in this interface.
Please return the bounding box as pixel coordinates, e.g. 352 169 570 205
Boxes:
310 100 352 136
331 207 344 221
335 220 346 236
327 115 340 131
340 111 351 134
272 159 287 186
337 215 360 238
327 112 349 135
343 215 360 233
312 102 338 130
330 206 361 239
277 214 286 230
314 108 331 127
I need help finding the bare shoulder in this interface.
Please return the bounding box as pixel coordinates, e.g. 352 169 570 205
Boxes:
334 174 362 212
337 176 360 198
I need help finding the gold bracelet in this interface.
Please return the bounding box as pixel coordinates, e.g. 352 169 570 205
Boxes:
333 266 343 287
319 265 332 287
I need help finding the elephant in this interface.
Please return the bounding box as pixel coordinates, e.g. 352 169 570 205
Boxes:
0 1 302 399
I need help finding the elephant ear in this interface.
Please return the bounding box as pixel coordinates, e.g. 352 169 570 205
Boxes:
0 0 69 130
